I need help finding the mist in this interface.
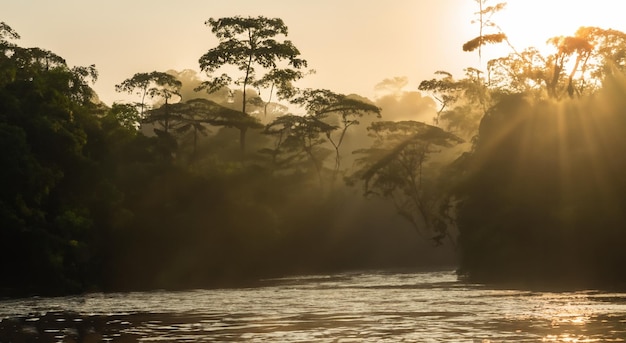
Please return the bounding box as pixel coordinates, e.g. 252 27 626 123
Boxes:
3 2 626 302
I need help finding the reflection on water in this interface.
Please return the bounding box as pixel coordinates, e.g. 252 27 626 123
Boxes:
1 270 626 342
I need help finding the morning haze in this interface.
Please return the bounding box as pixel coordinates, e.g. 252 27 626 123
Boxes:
2 1 626 341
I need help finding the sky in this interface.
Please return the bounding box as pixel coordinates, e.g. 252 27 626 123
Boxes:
4 1 626 106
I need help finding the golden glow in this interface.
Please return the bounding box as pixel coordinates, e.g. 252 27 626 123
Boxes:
539 299 596 343
542 334 600 343
467 1 626 65
3 0 626 107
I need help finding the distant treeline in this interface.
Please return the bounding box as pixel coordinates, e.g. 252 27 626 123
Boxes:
0 19 455 297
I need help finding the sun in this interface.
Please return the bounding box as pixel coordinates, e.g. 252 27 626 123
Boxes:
466 0 626 61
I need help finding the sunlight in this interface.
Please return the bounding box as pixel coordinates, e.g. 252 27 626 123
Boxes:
498 1 586 53
564 101 614 199
467 1 626 65
542 334 601 343
549 312 591 327
540 302 596 343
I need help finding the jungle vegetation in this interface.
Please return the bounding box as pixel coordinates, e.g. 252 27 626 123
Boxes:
2 4 626 296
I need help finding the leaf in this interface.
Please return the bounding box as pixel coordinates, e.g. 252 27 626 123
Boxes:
462 33 507 52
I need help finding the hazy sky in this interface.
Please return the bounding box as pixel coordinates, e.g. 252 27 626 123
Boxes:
4 1 626 106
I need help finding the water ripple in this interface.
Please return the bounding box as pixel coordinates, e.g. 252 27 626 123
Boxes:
1 270 626 342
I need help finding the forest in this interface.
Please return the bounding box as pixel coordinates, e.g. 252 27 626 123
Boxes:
2 3 626 297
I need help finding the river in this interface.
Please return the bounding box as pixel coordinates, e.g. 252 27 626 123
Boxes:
1 270 625 342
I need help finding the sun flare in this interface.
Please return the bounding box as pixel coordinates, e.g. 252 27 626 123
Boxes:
463 0 626 63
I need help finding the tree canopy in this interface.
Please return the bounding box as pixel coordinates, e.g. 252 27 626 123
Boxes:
4 3 626 297
197 16 308 153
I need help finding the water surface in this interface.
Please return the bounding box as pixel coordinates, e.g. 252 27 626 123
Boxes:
1 270 626 342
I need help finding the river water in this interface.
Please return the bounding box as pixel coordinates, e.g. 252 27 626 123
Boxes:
1 270 626 342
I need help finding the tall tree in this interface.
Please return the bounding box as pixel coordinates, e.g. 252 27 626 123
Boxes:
419 69 489 140
115 71 182 130
462 1 509 63
290 89 381 177
197 16 308 153
263 90 380 188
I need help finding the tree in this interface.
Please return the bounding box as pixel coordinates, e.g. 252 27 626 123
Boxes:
462 1 509 63
290 89 381 176
0 24 117 295
197 16 308 153
486 27 626 100
165 98 262 161
0 22 19 43
262 90 380 188
173 103 210 161
445 4 626 285
0 22 21 86
115 71 182 129
108 103 141 131
350 121 463 246
419 69 490 140
263 113 334 187
485 47 547 96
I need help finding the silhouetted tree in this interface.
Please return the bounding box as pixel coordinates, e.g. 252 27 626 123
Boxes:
115 71 182 129
462 1 509 63
0 25 116 295
419 69 490 139
263 90 380 188
445 7 626 285
291 89 381 177
165 98 262 161
487 27 626 100
197 16 308 153
264 113 334 186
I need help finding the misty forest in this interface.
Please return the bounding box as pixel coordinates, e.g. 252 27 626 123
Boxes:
3 3 626 298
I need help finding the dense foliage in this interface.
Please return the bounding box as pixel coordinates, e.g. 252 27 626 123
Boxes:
0 19 455 297
5 5 626 296
456 86 626 288
439 1 626 288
